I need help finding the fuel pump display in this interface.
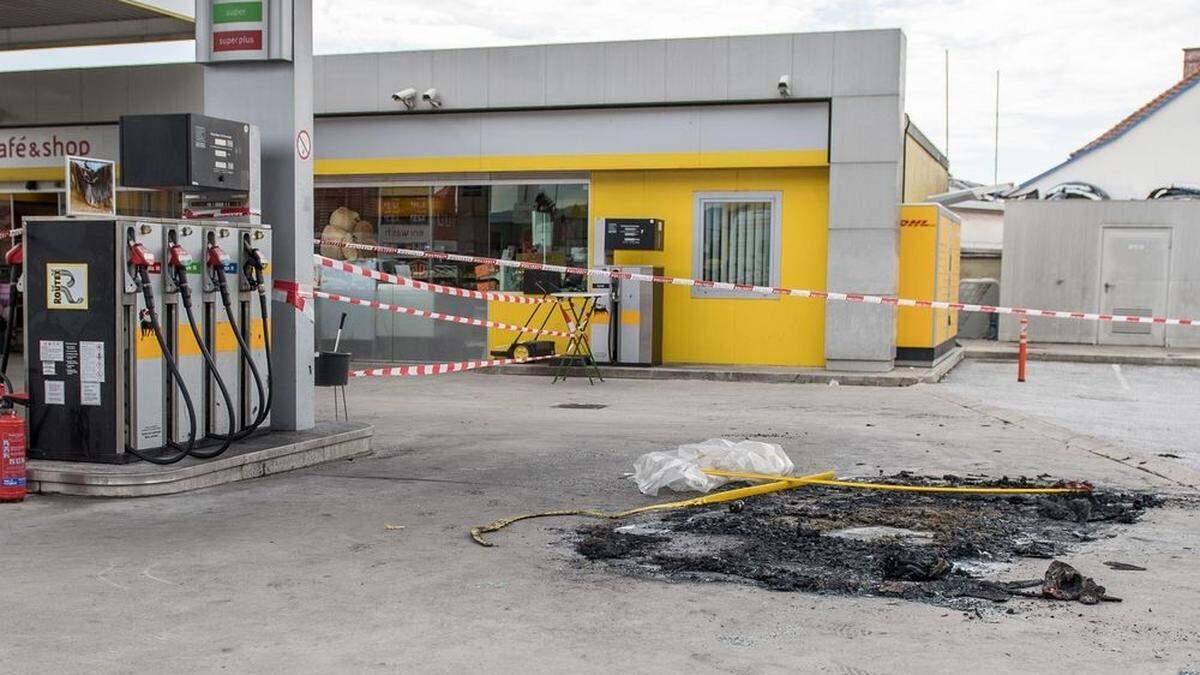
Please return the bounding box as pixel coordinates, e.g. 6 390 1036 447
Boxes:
21 216 272 464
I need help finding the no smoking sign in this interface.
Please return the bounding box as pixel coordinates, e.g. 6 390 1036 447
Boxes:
296 129 311 160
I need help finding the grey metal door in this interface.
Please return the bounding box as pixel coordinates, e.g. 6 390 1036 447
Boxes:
1099 227 1171 346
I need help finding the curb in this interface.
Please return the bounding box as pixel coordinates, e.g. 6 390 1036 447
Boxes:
26 422 374 497
963 345 1200 368
482 348 965 387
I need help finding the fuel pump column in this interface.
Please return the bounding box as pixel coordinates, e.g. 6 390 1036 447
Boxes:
21 216 272 463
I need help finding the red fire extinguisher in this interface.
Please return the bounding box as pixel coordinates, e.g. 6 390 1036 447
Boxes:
0 384 26 503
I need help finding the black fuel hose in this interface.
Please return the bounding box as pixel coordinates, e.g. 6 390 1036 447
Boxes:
171 262 236 460
206 256 268 440
244 242 273 426
124 265 197 465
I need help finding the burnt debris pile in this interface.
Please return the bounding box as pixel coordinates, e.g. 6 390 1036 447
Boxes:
574 473 1159 606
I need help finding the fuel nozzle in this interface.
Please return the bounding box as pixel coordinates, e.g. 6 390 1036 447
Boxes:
206 235 233 296
167 241 194 301
242 234 268 295
4 243 21 267
127 237 156 289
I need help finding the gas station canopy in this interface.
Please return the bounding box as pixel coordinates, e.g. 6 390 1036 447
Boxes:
0 0 193 51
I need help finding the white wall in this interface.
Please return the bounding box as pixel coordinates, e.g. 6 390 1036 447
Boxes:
951 204 1003 254
1024 82 1200 199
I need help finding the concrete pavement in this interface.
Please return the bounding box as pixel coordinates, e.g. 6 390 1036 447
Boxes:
2 371 1197 673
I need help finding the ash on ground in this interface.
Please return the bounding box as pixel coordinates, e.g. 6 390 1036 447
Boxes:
573 473 1159 607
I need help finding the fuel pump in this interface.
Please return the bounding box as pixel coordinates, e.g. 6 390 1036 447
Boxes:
124 231 198 464
205 230 267 440
239 229 272 430
165 233 237 459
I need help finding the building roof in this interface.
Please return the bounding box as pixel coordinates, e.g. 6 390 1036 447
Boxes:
1071 68 1200 158
1020 69 1200 189
0 1 193 51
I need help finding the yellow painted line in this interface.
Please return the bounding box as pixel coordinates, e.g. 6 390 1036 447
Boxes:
247 318 268 349
135 330 163 360
135 320 260 359
315 149 828 176
213 321 239 353
0 167 66 181
177 323 203 357
620 310 640 326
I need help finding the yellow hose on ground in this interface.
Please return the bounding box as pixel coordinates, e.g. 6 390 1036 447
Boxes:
701 469 1093 495
469 470 837 546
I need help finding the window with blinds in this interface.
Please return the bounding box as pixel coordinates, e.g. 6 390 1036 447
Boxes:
693 193 782 296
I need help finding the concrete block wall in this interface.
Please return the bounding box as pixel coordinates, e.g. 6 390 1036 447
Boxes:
825 31 906 371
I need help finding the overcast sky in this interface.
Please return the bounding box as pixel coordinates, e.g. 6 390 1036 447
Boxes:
3 0 1198 184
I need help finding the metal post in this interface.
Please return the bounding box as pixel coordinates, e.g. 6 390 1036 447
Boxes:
1017 316 1028 382
197 0 315 431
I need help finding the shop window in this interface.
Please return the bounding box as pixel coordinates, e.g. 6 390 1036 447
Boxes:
312 182 589 364
487 184 588 292
692 192 782 297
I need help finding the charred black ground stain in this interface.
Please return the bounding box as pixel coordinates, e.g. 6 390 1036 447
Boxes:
573 473 1160 607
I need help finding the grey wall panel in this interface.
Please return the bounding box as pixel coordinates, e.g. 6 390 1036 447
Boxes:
321 53 380 114
126 65 204 116
431 49 490 109
697 103 828 153
664 37 729 101
830 95 902 163
824 226 900 371
791 32 835 98
726 33 793 100
545 42 607 105
312 53 328 113
486 46 546 108
833 30 904 96
603 40 667 103
315 103 827 161
824 304 897 368
79 68 130 124
34 70 82 124
826 227 899 295
376 50 433 112
0 72 39 123
317 114 482 159
828 162 902 229
1000 201 1200 347
479 107 699 156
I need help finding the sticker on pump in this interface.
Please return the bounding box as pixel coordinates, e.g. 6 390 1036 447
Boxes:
46 263 89 310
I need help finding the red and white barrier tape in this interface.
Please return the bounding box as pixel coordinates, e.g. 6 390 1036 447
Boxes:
315 255 553 305
350 353 558 378
316 238 1199 327
307 289 574 338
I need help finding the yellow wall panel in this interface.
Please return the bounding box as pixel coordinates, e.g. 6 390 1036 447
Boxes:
591 167 829 366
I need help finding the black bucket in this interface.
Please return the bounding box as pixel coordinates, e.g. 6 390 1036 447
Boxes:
314 351 351 387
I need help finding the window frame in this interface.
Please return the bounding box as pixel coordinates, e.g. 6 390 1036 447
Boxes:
690 191 783 299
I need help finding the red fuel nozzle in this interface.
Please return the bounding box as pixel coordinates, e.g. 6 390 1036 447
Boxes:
128 241 156 268
168 243 192 269
207 243 231 270
4 244 21 266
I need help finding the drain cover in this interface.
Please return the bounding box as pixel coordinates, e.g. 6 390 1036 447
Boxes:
553 403 608 410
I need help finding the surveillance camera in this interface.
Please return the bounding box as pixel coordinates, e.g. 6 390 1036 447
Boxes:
422 88 442 109
778 75 792 97
391 87 417 109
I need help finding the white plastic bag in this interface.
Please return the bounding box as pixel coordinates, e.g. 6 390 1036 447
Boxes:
631 439 795 496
